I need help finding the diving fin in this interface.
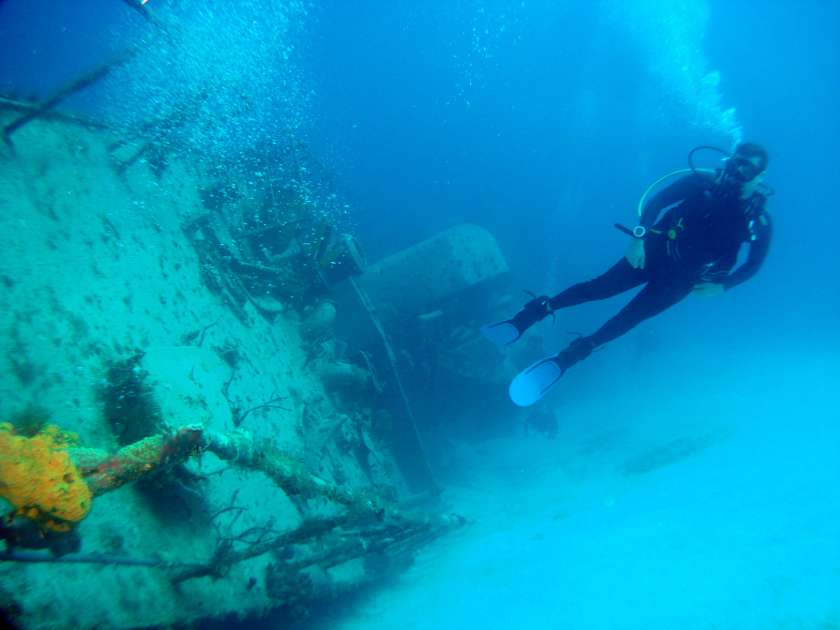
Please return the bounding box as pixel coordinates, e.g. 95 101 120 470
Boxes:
508 356 566 407
480 320 522 346
508 338 596 406
481 294 554 347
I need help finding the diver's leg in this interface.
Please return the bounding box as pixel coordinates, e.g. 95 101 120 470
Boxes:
588 278 694 347
549 258 646 310
485 258 646 347
554 278 694 371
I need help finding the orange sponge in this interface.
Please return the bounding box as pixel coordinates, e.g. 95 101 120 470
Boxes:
0 422 92 532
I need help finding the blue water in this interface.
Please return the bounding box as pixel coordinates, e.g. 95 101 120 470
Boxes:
2 1 838 628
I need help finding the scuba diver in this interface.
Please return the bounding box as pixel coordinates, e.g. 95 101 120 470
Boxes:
483 142 773 406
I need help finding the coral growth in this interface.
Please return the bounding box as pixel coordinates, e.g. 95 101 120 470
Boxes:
99 352 162 446
0 422 92 532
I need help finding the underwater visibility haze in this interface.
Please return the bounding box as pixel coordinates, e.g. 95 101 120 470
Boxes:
0 1 838 628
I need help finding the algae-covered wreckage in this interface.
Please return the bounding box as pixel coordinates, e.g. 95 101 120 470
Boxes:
0 56 515 629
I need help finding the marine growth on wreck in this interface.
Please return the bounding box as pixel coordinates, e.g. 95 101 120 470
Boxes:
0 3 510 627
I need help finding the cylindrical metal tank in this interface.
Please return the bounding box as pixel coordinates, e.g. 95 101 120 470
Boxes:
356 223 508 316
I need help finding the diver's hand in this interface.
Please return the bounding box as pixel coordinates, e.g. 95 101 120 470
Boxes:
624 239 645 269
693 282 725 297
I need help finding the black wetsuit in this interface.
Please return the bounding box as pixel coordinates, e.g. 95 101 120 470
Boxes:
548 173 772 358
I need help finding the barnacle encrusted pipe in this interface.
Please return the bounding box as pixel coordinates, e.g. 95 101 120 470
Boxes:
76 425 205 495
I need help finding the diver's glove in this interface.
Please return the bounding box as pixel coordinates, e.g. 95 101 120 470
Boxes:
624 238 646 269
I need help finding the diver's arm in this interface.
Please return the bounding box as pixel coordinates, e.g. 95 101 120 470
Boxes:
722 212 773 291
